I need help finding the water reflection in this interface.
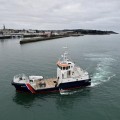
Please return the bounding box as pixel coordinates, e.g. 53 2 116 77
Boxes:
0 38 20 47
13 88 91 109
0 39 9 45
13 92 37 108
12 92 56 108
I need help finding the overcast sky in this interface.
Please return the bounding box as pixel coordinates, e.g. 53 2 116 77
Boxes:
0 0 120 32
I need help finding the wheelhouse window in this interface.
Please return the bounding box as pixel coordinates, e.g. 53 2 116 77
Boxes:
57 65 70 70
66 67 69 70
57 65 62 70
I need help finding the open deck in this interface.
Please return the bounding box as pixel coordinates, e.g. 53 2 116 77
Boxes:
31 78 58 90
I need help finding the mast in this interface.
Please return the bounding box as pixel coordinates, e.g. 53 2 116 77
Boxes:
62 46 68 62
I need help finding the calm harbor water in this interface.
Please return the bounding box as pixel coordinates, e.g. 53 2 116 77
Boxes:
0 34 120 120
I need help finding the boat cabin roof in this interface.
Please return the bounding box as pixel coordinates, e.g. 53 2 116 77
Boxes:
57 61 70 67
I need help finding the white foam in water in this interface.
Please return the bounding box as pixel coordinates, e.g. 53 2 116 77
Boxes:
87 54 116 87
91 74 116 87
60 89 83 95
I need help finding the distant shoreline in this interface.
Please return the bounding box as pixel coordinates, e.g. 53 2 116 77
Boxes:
0 29 118 44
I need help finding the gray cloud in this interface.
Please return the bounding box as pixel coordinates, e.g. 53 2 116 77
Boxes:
0 0 120 32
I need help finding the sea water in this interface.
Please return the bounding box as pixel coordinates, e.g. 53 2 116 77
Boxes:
0 34 120 120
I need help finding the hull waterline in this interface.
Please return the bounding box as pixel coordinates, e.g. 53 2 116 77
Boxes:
12 79 91 94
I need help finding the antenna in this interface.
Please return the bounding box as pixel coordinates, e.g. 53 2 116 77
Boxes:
62 46 69 62
63 45 68 53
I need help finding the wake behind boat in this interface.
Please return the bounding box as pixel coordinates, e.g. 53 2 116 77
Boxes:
12 48 91 94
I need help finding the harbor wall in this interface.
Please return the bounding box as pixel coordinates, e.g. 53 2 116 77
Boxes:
20 35 69 44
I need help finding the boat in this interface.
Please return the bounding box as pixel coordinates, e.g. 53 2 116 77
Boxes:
12 48 91 94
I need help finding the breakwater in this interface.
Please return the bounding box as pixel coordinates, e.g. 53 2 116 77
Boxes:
0 34 40 39
20 35 69 44
0 35 11 39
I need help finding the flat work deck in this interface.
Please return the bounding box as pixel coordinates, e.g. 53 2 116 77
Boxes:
31 78 57 90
